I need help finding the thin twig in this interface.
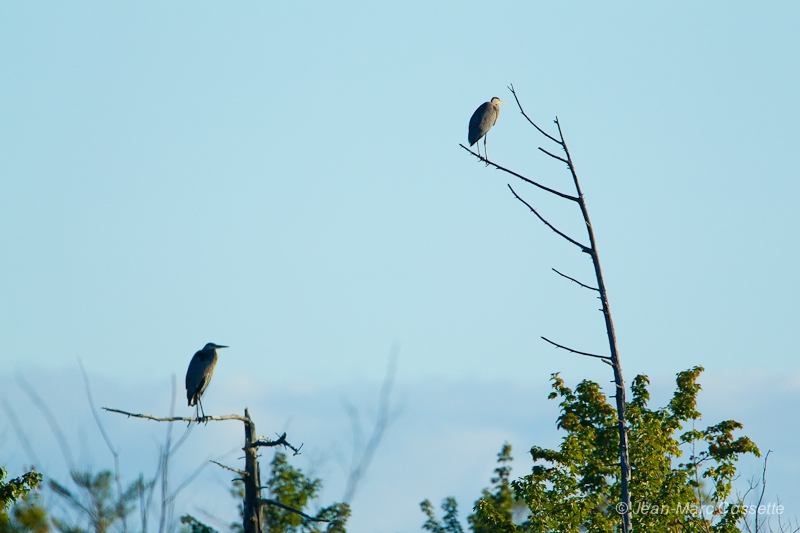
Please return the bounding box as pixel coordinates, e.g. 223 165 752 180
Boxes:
103 407 250 424
773 500 800 533
211 461 246 477
460 144 578 202
538 146 569 165
257 498 328 523
248 433 303 455
541 336 611 365
755 451 772 533
740 477 758 533
508 184 590 252
507 84 562 145
552 268 599 291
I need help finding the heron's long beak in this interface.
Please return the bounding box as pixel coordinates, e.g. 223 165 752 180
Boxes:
499 101 506 105
216 345 229 349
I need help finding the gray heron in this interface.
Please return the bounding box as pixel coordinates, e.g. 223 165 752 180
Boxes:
468 96 504 160
185 342 228 419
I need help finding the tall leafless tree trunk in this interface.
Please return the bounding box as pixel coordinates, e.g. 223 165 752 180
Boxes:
242 409 262 533
462 84 632 533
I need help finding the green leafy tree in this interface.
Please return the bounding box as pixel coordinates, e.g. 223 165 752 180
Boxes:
0 491 49 533
1 469 46 533
260 453 349 533
1 469 42 520
468 444 516 533
421 498 463 533
180 516 218 533
261 453 320 533
421 446 519 533
423 367 760 533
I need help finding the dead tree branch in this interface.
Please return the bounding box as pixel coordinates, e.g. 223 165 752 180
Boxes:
211 461 245 477
110 402 309 533
552 268 599 291
459 144 578 202
257 498 328 523
247 433 303 455
541 337 612 365
538 146 569 165
508 184 590 252
103 408 249 424
507 83 562 145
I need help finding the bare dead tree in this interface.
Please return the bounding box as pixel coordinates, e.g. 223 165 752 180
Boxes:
460 84 632 533
103 407 332 533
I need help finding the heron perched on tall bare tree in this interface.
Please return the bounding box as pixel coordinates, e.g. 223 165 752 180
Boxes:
185 342 228 419
468 96 505 160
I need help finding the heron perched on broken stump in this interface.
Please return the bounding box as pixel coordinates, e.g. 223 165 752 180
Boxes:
185 342 228 419
468 96 504 161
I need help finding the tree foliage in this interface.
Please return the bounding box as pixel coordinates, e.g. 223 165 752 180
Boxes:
182 452 348 533
260 453 349 533
1 469 42 519
179 516 217 533
422 367 760 532
0 469 46 533
468 444 524 533
421 498 463 533
0 491 49 533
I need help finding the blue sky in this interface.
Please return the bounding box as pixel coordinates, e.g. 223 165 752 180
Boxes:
1 2 799 531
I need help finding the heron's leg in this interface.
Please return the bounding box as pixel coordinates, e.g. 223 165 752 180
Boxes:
198 398 206 420
484 135 489 165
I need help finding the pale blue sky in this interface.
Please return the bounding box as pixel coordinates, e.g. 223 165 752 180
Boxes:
1 2 799 531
